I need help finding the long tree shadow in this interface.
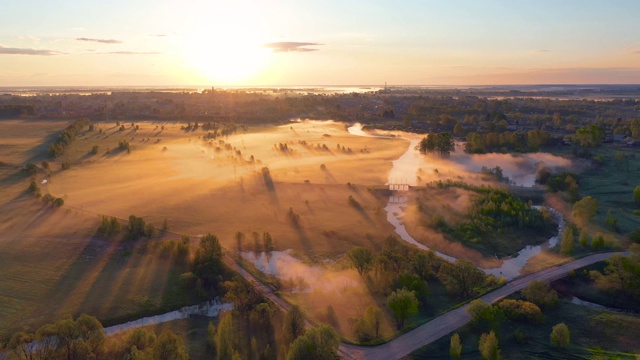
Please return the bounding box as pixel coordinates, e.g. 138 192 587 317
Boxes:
321 166 338 184
348 197 374 225
261 167 279 205
22 131 60 165
32 234 117 321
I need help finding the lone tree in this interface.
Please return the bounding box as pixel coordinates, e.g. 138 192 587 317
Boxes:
418 132 455 157
478 331 502 360
283 305 306 344
450 333 462 359
572 196 598 225
560 226 575 255
550 322 570 348
387 288 419 329
347 247 373 276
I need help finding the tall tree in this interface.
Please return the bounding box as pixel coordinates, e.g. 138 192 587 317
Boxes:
478 331 502 360
450 333 462 359
154 331 189 360
438 259 485 298
550 323 570 348
347 247 373 276
387 288 419 329
560 226 575 255
283 305 306 343
215 312 235 360
192 234 224 290
572 196 598 225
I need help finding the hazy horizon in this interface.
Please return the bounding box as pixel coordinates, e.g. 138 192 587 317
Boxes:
2 0 640 87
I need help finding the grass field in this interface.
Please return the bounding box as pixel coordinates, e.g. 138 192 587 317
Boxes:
548 145 640 238
0 119 408 341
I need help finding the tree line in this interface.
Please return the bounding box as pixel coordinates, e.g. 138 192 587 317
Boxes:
48 118 90 158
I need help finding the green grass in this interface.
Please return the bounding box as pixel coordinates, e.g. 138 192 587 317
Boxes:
566 146 640 236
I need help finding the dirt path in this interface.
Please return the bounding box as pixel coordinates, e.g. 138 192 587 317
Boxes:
224 252 625 360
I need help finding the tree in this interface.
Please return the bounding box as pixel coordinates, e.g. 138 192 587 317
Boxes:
418 132 455 157
634 186 640 205
387 288 419 329
521 280 558 307
223 278 260 314
364 306 383 340
550 323 570 348
573 124 604 148
592 245 640 299
438 259 485 298
127 215 146 240
53 314 105 360
125 328 156 357
560 226 574 255
466 300 504 331
478 331 502 360
286 324 340 360
497 299 543 324
578 228 590 247
215 312 235 360
235 231 244 254
450 333 462 359
283 305 306 343
347 247 373 276
8 332 37 360
192 234 224 290
572 196 598 225
154 331 188 360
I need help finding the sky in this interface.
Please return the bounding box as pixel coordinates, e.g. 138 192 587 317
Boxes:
1 0 639 86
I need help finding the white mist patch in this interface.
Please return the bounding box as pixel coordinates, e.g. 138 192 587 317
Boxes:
241 250 359 293
448 151 572 187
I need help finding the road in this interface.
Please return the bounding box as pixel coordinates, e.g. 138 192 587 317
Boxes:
225 251 625 360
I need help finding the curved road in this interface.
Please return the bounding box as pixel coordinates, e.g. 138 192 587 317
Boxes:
225 251 626 360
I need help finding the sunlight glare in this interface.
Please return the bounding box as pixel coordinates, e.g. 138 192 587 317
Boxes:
182 11 271 85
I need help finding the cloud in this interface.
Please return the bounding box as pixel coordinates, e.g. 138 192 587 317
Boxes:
530 49 550 53
149 34 166 37
263 42 323 52
100 51 161 55
0 45 62 55
632 50 640 54
76 37 122 44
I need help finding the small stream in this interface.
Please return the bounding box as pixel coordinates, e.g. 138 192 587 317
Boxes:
347 123 566 280
104 299 232 336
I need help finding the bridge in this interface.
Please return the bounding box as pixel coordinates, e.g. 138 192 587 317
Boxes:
388 180 410 191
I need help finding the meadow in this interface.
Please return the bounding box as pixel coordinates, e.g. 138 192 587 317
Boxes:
0 118 408 340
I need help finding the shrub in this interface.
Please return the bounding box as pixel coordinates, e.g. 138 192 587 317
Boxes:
497 299 543 323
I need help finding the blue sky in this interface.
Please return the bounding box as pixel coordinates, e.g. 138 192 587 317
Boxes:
1 0 639 86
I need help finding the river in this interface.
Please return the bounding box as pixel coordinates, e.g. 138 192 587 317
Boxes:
347 123 566 280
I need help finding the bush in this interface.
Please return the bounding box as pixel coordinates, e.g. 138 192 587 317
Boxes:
550 322 570 348
521 280 558 308
497 299 543 324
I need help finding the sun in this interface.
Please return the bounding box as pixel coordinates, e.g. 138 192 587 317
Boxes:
182 16 271 85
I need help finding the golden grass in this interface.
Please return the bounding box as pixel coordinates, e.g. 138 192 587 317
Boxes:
47 121 407 254
0 119 408 339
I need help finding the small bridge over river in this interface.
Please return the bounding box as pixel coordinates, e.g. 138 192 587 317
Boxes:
388 181 410 191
